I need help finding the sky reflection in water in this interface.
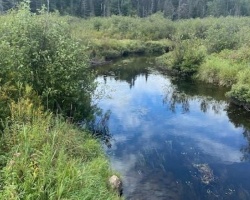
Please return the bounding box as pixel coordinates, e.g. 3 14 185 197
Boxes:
93 58 250 200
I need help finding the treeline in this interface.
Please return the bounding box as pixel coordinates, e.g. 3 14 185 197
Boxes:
1 0 250 19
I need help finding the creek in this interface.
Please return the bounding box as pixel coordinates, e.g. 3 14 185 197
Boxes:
93 56 250 200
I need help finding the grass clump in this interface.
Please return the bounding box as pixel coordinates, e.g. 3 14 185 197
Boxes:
0 97 121 200
197 54 244 86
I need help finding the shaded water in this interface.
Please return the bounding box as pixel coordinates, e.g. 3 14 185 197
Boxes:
93 57 250 200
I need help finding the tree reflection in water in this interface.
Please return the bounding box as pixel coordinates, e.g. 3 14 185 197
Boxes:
85 110 112 148
241 129 250 161
225 104 250 161
163 88 190 113
162 77 250 162
163 84 225 115
95 56 250 159
92 56 250 199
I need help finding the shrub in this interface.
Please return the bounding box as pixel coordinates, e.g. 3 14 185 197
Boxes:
227 68 250 105
205 19 240 53
0 3 95 120
218 47 250 64
156 40 206 76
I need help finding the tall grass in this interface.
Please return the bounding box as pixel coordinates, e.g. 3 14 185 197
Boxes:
197 55 244 86
0 97 121 200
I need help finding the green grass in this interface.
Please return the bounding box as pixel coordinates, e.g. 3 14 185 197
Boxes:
0 98 121 200
197 54 244 86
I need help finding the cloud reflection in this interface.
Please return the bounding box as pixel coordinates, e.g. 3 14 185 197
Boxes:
95 69 250 199
96 72 245 160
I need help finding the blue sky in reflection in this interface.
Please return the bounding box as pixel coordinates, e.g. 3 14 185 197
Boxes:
96 72 250 198
94 72 246 166
94 70 245 162
93 64 250 199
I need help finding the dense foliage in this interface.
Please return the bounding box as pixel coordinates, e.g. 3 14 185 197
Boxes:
0 3 121 199
153 17 250 107
156 40 205 75
2 0 250 19
0 2 95 121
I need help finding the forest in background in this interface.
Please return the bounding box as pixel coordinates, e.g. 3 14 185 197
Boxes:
1 0 250 19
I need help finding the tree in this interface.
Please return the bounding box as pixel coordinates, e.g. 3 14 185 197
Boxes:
0 0 3 14
2 0 250 18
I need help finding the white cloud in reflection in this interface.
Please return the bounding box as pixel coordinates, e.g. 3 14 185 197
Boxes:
109 154 143 195
196 136 242 163
96 72 247 184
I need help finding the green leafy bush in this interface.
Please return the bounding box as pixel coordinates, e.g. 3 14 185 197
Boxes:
156 40 206 75
218 47 250 64
227 69 250 105
205 19 240 53
0 3 95 120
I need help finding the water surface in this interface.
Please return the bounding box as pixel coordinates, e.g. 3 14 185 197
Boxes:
93 57 250 200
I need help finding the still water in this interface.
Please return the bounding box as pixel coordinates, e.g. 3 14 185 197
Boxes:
93 56 250 200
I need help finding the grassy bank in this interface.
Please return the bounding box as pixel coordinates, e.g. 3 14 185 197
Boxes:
153 17 250 108
68 14 174 60
0 3 121 199
0 98 121 199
